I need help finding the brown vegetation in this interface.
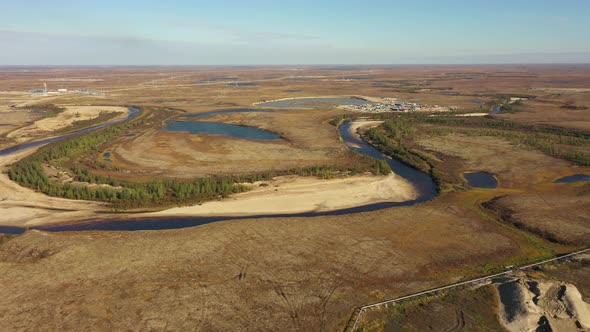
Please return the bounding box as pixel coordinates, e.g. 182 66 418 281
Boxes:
0 202 527 331
0 65 589 330
483 194 590 246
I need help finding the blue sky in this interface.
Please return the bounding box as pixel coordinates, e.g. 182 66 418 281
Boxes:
0 0 588 65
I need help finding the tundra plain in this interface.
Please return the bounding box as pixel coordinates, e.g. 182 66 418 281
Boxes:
0 65 589 331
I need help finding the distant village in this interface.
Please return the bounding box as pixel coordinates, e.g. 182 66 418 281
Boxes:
31 83 105 96
343 97 455 113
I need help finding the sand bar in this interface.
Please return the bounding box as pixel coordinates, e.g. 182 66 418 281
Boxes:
149 173 417 217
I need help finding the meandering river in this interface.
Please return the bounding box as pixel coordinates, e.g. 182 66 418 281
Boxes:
0 107 141 156
0 108 438 233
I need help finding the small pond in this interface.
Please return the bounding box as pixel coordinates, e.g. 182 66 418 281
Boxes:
228 82 258 87
491 106 503 114
0 120 438 234
342 76 374 80
554 174 590 183
257 97 371 109
163 121 280 141
199 77 239 83
464 172 498 189
497 281 522 322
163 108 279 141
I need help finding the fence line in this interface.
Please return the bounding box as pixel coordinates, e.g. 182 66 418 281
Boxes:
346 248 590 332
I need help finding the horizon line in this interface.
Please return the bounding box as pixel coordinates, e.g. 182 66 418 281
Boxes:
1 63 590 68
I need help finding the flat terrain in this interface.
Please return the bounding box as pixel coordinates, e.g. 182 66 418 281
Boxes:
355 255 590 332
415 134 573 189
0 149 109 227
365 285 505 332
0 65 589 331
148 173 415 217
485 193 590 246
110 106 349 177
0 201 526 331
7 105 127 143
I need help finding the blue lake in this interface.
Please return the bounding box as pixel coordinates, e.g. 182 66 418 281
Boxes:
164 109 279 141
163 121 280 141
228 82 258 87
464 172 498 189
199 77 239 83
0 120 438 234
554 174 590 183
342 76 374 80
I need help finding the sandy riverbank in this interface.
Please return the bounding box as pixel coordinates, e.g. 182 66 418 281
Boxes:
0 116 417 227
344 120 384 148
147 119 416 217
7 106 128 142
148 173 416 218
0 107 130 227
0 149 108 227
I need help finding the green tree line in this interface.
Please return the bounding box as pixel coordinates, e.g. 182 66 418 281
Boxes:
364 118 455 192
9 107 390 210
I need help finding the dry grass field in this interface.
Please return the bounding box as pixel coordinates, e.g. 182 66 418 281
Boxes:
0 200 549 331
108 108 353 177
485 193 590 246
415 134 573 189
356 255 590 332
0 65 589 331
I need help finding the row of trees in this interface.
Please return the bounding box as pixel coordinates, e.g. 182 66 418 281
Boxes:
20 104 65 118
8 108 254 209
9 107 391 210
9 147 249 210
417 115 590 166
55 111 120 135
422 115 590 140
364 125 452 192
328 114 351 127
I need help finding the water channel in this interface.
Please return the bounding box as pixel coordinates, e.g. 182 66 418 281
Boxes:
0 109 438 233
